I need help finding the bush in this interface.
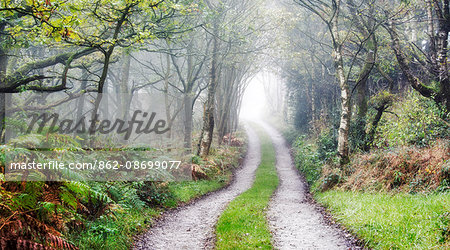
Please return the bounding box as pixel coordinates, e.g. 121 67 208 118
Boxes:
317 128 338 161
282 128 303 145
340 140 450 193
293 136 321 185
349 117 367 152
374 91 449 148
136 181 176 207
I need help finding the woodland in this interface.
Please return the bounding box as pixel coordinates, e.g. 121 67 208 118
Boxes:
0 0 449 249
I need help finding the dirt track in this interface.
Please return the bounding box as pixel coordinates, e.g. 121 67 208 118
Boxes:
261 122 353 249
133 124 260 249
134 122 358 249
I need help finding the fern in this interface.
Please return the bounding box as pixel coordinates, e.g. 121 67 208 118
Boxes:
44 133 82 149
59 187 78 210
0 209 78 250
64 181 90 197
12 193 37 210
65 181 113 204
9 134 46 149
106 182 146 209
59 167 86 182
89 187 113 204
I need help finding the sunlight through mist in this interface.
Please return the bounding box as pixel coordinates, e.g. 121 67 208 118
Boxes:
240 74 266 120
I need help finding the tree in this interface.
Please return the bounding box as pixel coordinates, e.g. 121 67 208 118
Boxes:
293 0 353 164
385 0 450 118
166 33 210 151
0 0 197 141
197 0 265 157
292 0 392 162
197 0 220 157
216 61 254 142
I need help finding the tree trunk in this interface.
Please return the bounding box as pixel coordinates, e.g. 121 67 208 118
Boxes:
183 93 193 151
355 48 375 121
91 48 114 129
120 51 131 122
355 80 366 120
75 70 88 139
164 53 173 139
197 23 219 157
435 0 450 113
91 7 129 127
335 46 351 164
309 55 317 125
0 22 7 143
0 92 5 144
330 4 351 164
366 105 387 150
216 66 237 143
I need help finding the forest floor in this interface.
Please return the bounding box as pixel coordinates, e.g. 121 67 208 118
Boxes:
134 122 359 249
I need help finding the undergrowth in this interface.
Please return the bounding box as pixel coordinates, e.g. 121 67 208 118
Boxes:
1 132 245 249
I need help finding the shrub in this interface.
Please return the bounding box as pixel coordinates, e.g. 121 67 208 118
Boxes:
282 128 303 145
374 91 449 148
293 136 321 185
317 128 338 161
349 117 367 152
136 181 175 207
320 171 341 191
340 140 450 192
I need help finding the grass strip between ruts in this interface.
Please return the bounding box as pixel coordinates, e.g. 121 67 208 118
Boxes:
215 125 279 249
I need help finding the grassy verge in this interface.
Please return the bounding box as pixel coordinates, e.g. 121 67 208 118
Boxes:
68 208 159 249
316 191 450 249
215 126 278 249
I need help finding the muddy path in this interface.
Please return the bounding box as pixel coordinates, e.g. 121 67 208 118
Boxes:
261 122 358 249
133 124 261 249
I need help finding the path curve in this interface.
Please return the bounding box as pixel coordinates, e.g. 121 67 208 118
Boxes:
134 124 260 250
261 122 351 250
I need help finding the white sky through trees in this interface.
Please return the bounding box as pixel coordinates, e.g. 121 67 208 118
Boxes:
240 71 283 120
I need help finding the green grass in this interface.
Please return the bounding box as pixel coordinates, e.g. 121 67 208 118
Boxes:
68 208 160 249
215 126 278 249
169 179 228 203
316 190 450 249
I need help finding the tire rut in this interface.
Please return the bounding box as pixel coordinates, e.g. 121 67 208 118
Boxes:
134 124 261 250
261 122 353 250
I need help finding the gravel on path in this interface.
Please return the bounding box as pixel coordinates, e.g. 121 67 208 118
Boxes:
134 124 261 250
261 122 357 250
